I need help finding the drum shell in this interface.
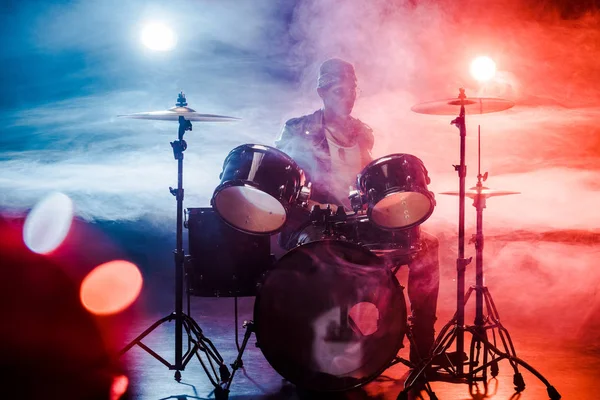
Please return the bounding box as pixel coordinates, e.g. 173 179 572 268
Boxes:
185 208 271 297
212 144 306 234
357 154 435 230
254 240 406 392
333 215 422 264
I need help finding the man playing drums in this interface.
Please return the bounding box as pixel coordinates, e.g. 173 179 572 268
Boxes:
275 58 440 366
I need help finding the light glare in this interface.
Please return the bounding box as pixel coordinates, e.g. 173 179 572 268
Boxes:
23 192 74 254
141 22 177 51
80 260 143 315
470 56 497 82
110 375 129 400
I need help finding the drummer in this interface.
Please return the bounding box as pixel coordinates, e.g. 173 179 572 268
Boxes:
275 58 440 365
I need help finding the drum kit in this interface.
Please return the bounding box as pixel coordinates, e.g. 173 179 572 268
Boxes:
118 91 561 399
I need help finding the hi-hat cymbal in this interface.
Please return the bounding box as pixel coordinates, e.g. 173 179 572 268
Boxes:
119 106 240 122
439 186 520 199
411 97 514 115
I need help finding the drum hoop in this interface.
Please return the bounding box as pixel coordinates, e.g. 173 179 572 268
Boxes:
285 239 394 271
223 143 305 178
366 190 435 231
357 153 428 188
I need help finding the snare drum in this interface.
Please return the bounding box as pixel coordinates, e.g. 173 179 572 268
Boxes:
254 240 406 392
212 144 310 235
333 213 422 265
356 154 435 230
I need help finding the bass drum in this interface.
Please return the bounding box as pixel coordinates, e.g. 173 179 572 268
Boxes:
254 240 406 392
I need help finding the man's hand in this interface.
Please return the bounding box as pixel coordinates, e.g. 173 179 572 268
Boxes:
306 200 339 214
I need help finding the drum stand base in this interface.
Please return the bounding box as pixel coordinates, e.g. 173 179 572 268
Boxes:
397 285 561 400
119 310 231 392
388 326 437 398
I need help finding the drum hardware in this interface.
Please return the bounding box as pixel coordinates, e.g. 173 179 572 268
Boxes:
118 93 236 398
398 101 561 400
309 203 348 236
348 189 364 213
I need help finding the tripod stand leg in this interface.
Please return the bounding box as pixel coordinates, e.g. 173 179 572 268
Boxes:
468 327 490 397
465 287 561 399
221 321 255 398
176 316 221 386
470 330 561 398
399 322 465 400
119 313 177 363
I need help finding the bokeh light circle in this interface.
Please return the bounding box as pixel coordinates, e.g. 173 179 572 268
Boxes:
141 22 177 51
470 56 497 82
110 375 129 400
23 192 74 254
80 260 143 316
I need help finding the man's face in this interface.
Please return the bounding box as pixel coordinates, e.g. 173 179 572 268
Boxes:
318 82 357 118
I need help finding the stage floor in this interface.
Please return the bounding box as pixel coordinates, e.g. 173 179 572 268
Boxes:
118 294 598 400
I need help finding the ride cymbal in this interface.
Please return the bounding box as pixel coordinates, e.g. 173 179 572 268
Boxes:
411 97 514 115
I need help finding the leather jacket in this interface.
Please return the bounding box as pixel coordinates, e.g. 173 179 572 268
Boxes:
274 109 374 248
275 109 374 204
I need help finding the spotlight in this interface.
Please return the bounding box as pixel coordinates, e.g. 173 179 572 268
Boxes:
141 22 177 51
470 56 496 82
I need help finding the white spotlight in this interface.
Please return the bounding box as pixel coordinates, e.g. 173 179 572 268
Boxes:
141 22 177 51
470 56 497 82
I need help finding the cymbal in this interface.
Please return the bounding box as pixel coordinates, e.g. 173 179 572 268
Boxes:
439 186 520 199
411 97 514 115
119 106 240 122
487 229 600 244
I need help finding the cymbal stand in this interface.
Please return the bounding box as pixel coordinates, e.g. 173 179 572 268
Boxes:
398 105 561 399
120 93 230 398
467 128 559 398
396 89 470 400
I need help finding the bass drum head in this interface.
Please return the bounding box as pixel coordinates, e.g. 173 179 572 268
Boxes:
254 240 406 392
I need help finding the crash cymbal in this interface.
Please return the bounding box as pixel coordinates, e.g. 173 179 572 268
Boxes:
439 186 520 199
411 97 514 115
119 106 240 122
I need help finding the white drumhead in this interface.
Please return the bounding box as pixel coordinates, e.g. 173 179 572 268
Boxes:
213 185 286 234
370 192 431 229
